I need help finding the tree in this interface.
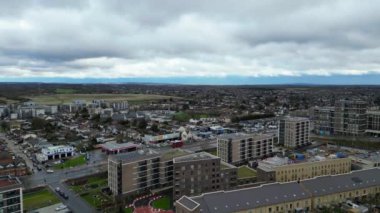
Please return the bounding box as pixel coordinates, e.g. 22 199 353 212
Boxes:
81 107 90 119
137 118 147 130
182 104 190 110
151 123 159 132
31 117 47 130
0 121 9 131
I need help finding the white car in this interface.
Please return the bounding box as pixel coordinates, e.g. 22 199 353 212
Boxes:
47 169 54 173
55 204 67 211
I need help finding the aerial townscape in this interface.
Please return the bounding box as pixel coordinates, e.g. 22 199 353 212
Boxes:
0 84 380 213
1 1 380 213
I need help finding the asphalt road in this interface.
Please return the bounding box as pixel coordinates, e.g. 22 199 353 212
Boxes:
1 133 216 212
21 162 107 213
1 134 108 213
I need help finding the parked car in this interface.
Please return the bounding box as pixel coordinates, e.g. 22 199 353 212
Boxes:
47 169 54 173
55 205 67 211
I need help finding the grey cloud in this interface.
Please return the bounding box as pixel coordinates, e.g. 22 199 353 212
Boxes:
0 0 379 78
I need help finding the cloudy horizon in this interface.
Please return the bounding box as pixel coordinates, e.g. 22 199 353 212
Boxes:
1 0 380 83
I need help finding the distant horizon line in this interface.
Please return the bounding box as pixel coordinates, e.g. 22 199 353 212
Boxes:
1 74 380 85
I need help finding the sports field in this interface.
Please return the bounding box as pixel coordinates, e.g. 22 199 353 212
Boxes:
24 93 178 105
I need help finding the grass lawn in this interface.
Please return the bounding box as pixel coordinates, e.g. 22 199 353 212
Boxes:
25 93 178 105
151 196 171 210
54 155 87 170
69 176 108 194
237 166 257 179
206 149 217 156
69 175 111 209
23 188 60 211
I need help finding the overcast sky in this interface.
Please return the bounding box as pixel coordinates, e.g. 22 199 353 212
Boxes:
0 0 380 82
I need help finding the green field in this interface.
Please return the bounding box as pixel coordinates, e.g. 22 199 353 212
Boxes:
55 88 77 94
237 166 257 179
24 93 178 105
23 188 60 211
54 155 87 170
0 96 19 104
151 196 171 210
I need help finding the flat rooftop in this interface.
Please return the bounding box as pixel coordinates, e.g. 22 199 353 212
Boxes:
173 152 218 163
258 154 347 171
109 149 160 163
161 149 190 161
100 141 139 151
178 168 380 213
217 133 275 141
282 116 309 122
110 149 190 163
351 152 380 162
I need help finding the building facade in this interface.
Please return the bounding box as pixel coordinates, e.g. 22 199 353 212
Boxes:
279 117 310 148
366 109 380 136
175 168 380 213
334 100 367 136
108 149 238 198
108 149 189 196
217 133 275 165
173 152 237 200
37 145 75 162
257 156 351 183
0 175 23 213
313 107 335 136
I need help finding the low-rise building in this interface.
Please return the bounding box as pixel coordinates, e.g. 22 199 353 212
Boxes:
0 152 28 176
349 152 380 170
175 168 380 213
257 154 351 182
217 133 275 165
143 133 181 144
36 145 75 162
99 141 140 155
0 175 23 213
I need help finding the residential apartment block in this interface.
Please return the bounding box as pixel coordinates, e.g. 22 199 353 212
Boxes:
108 149 237 198
313 106 335 136
279 117 310 148
173 152 237 200
175 168 380 213
366 109 380 136
334 99 367 136
108 149 189 196
217 133 275 165
257 155 351 182
0 175 23 213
